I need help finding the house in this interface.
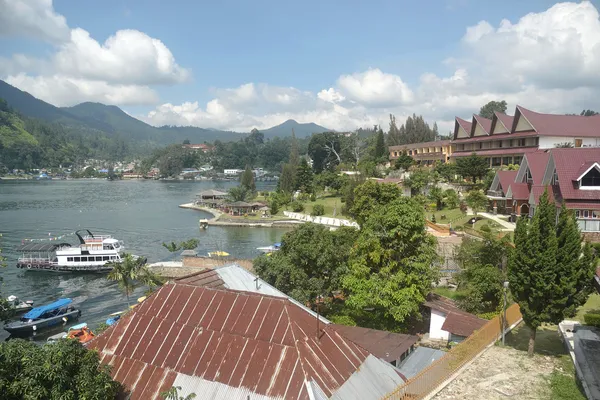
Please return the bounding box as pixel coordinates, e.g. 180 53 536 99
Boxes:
87 282 407 400
389 140 452 165
424 294 487 344
487 148 600 240
183 143 212 152
452 106 600 167
223 169 243 175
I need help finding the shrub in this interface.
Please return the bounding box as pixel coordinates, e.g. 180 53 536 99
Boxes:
269 199 279 215
312 204 325 216
310 193 317 202
298 193 310 202
291 201 305 212
584 312 600 327
477 311 499 320
459 201 468 214
480 224 491 233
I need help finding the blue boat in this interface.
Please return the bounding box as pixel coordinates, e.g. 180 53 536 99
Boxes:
256 242 281 254
4 298 81 335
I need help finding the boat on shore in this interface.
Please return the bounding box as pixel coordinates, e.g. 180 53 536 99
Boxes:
6 295 34 313
47 322 95 343
4 298 81 335
16 230 126 273
257 242 281 254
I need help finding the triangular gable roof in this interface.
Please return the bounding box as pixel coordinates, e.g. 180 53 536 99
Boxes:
528 185 555 205
471 115 492 137
506 183 530 200
514 106 600 137
575 161 600 181
88 284 405 400
512 106 537 133
454 117 472 140
490 112 514 135
522 152 550 185
497 170 518 194
550 148 600 201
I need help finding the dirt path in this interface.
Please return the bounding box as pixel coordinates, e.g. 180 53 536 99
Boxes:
433 345 555 400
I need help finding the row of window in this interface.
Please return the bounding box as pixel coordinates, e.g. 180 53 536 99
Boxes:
575 210 600 219
66 256 118 262
456 138 538 151
577 219 600 232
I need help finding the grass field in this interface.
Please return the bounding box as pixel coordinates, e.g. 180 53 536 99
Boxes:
574 293 600 323
432 286 467 301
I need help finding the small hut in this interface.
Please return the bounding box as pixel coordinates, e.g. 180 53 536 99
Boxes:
258 205 271 217
195 189 227 207
227 201 253 216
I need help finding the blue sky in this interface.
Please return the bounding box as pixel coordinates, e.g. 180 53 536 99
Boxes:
1 0 599 132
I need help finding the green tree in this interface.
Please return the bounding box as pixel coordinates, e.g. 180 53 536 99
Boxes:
455 153 489 183
374 127 386 161
279 163 295 194
228 186 249 202
289 129 300 167
394 151 413 171
428 186 445 210
580 109 599 116
308 132 342 173
254 224 358 304
0 339 121 399
350 181 402 226
295 158 314 193
162 239 199 252
404 168 430 196
479 100 508 119
434 162 456 182
508 191 564 356
240 165 256 194
161 386 196 400
444 189 459 209
387 114 401 146
107 254 162 306
343 198 439 328
466 190 488 215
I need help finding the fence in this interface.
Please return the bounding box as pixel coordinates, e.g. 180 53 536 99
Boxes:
382 303 522 400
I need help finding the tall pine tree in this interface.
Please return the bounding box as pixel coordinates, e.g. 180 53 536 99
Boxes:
289 128 299 167
509 191 595 356
240 165 256 194
279 164 295 194
295 158 314 193
374 127 386 161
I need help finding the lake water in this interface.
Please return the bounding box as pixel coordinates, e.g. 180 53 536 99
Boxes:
0 179 287 341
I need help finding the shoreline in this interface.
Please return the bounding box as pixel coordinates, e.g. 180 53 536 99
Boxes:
178 203 302 228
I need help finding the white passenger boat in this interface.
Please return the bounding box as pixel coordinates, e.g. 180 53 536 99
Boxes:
16 230 126 273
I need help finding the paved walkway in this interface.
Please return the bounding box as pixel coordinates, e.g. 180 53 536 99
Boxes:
479 212 516 231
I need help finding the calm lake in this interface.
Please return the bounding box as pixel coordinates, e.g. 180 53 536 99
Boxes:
0 179 286 341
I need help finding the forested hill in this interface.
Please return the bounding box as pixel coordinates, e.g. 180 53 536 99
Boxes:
0 80 332 146
0 99 131 171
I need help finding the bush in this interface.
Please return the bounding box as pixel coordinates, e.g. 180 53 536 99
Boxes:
269 199 279 215
584 312 600 327
298 193 310 202
312 204 325 216
310 193 317 202
459 200 468 214
480 224 491 233
291 201 305 212
477 311 499 320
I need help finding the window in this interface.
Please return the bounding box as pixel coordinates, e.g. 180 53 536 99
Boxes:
96 256 103 261
67 257 73 262
81 256 88 262
498 141 503 148
492 157 502 167
518 139 526 147
525 169 533 183
502 157 511 166
552 169 559 185
513 156 522 165
584 210 589 218
575 139 583 148
580 167 600 187
74 257 80 262
575 210 580 218
593 211 598 219
103 256 109 261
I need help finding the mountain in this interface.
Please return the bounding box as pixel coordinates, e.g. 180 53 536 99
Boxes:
260 119 331 138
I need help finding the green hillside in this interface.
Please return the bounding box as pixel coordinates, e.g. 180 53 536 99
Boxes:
260 119 331 138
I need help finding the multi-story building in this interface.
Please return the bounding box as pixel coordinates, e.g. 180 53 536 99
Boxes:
487 148 600 240
452 106 600 167
389 140 452 165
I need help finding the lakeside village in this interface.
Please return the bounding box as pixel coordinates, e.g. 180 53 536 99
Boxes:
3 105 600 400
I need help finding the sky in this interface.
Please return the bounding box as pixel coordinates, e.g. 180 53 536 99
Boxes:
1 0 600 134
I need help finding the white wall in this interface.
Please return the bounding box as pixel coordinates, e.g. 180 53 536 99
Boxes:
538 136 600 149
429 309 450 341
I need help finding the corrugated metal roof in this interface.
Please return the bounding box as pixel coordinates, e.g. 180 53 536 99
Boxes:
397 347 446 380
176 269 226 289
89 283 403 400
330 325 417 363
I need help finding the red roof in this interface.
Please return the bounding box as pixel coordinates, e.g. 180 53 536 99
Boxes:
529 185 556 205
551 148 600 201
329 324 417 363
564 201 600 210
507 183 530 200
176 269 226 289
424 294 486 338
516 106 600 137
497 171 518 193
454 117 473 140
523 152 550 185
472 115 492 136
89 283 403 400
493 112 515 133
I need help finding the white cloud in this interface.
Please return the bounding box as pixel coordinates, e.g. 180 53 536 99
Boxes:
0 0 188 106
337 68 414 107
0 0 69 44
6 73 159 106
53 28 190 85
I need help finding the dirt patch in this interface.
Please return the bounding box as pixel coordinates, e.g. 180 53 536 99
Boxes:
433 345 556 400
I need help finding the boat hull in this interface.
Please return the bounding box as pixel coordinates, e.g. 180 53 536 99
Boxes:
16 262 113 273
4 309 81 335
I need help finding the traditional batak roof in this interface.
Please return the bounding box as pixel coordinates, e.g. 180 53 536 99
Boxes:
471 115 492 136
491 112 515 134
506 183 530 200
498 171 518 193
523 152 550 185
550 148 600 201
453 117 473 140
515 106 600 137
88 284 405 400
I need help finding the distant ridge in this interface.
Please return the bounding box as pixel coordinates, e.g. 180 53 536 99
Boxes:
0 80 332 144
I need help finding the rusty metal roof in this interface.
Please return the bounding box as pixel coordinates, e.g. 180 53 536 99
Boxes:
175 269 226 289
330 324 417 363
89 283 405 399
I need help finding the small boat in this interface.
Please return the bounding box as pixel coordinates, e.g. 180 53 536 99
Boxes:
106 314 121 326
4 298 81 335
6 295 34 313
66 323 95 343
199 219 209 229
208 251 230 257
257 242 281 254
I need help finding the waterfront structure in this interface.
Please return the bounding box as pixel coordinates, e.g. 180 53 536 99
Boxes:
452 106 600 167
389 140 452 165
487 148 600 239
88 281 408 399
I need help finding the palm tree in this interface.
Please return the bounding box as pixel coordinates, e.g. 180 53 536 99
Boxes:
107 254 163 306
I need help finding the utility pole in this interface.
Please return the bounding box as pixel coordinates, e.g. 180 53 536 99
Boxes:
501 254 508 345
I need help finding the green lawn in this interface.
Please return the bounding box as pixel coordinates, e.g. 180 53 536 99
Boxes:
574 293 600 323
255 194 348 219
429 207 466 225
432 286 467 301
